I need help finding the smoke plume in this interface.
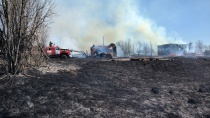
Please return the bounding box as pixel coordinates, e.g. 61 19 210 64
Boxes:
49 0 184 51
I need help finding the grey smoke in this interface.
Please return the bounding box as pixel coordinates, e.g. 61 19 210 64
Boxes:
48 0 185 51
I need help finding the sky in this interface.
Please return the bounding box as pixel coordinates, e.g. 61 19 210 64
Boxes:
49 0 210 51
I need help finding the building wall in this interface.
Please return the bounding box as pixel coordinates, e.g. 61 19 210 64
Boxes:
158 44 187 56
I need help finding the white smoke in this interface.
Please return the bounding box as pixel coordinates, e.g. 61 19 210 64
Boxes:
48 0 184 51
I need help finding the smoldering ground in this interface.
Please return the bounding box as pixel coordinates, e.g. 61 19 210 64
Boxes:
1 57 210 117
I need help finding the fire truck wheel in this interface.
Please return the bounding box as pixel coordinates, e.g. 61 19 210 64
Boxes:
60 55 67 60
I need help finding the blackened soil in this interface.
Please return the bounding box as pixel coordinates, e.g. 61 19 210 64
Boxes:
0 57 210 118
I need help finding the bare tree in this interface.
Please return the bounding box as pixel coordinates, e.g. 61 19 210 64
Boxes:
195 40 204 53
142 43 150 55
0 0 54 74
131 43 135 55
116 39 134 56
136 41 143 55
188 42 193 51
149 42 154 56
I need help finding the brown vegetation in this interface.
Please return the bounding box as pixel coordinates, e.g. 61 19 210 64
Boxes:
0 0 54 74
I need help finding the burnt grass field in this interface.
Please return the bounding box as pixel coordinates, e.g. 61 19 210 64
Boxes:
0 57 210 118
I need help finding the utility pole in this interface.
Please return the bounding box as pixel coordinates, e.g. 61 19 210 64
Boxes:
103 36 104 46
150 41 153 57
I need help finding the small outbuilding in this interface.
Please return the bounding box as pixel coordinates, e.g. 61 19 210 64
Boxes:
158 44 187 56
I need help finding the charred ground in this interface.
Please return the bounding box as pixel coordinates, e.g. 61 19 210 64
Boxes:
0 57 210 118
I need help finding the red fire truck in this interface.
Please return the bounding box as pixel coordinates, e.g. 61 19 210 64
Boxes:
45 42 71 59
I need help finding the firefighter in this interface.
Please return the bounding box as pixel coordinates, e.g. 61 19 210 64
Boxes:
91 45 95 55
49 41 53 47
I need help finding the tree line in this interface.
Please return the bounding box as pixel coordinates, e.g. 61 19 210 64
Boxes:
117 39 210 57
116 40 154 57
194 40 210 53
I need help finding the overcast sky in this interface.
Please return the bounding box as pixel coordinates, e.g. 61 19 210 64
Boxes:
49 0 210 50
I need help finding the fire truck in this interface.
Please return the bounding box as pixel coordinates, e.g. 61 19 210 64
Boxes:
45 42 71 59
